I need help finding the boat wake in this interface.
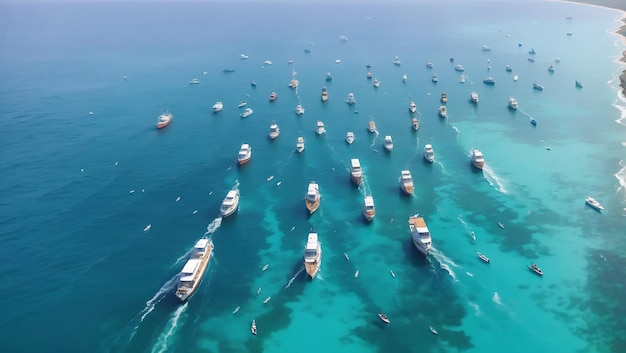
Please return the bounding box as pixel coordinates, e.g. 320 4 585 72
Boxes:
518 108 535 123
492 291 503 305
614 159 626 201
369 130 380 152
482 165 508 194
284 266 305 289
450 124 461 141
457 215 476 240
430 248 460 282
150 303 188 353
205 217 222 238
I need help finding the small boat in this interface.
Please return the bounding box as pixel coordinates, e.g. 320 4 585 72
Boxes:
263 296 271 304
269 92 277 101
390 270 395 278
316 121 326 135
289 70 299 88
157 112 173 129
143 224 151 232
585 196 604 211
368 120 376 133
295 104 305 115
237 143 252 165
470 92 479 103
350 158 363 185
575 80 583 88
346 131 355 144
400 170 414 195
251 320 257 335
429 326 439 335
505 64 512 72
305 181 321 214
477 252 490 263
263 60 272 65
232 306 240 314
482 45 492 51
383 135 394 151
432 74 438 83
363 195 376 222
296 136 305 153
528 48 536 55
222 68 235 73
354 270 359 278
220 189 240 217
325 72 332 81
426 62 434 68
339 35 348 42
261 264 269 271
238 101 247 108
531 118 537 126
528 263 544 276
548 65 555 73
508 97 519 110
344 253 350 261
409 101 417 113
460 75 466 83
567 31 573 36
366 72 372 80
423 144 434 163
441 91 448 103
483 77 495 85
533 82 544 91
240 107 253 118
366 63 372 68
212 101 223 112
346 93 356 105
304 48 312 53
240 54 249 60
175 237 213 302
304 232 322 278
498 222 505 229
471 148 485 170
268 121 280 140
373 78 380 88
402 74 408 82
409 214 432 256
392 56 401 65
250 80 257 87
335 59 342 64
555 57 561 63
267 175 274 182
378 313 391 324
438 106 447 118
411 118 419 131
513 74 519 82
454 64 465 72
189 78 200 84
321 87 329 102
256 287 261 295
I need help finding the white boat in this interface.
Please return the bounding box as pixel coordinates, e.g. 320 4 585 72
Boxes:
212 101 223 112
354 270 359 278
296 136 305 153
402 74 408 82
238 101 247 108
423 144 434 163
426 62 434 68
454 64 465 72
548 65 555 72
189 78 200 84
157 112 173 129
238 143 252 165
506 64 512 72
409 101 417 113
262 263 269 271
339 35 348 42
412 118 419 131
344 252 350 261
390 270 395 278
335 59 342 64
471 148 485 170
429 326 439 335
220 189 240 217
241 107 254 118
477 252 491 263
470 92 479 103
251 320 257 335
576 80 583 88
346 131 355 144
409 214 432 256
373 78 380 88
321 87 329 102
325 72 332 81
305 181 321 214
143 224 151 232
350 158 362 185
362 196 376 222
585 196 604 211
432 74 438 83
346 93 356 105
392 56 401 65
378 313 390 324
383 135 394 151
533 82 544 91
289 71 299 88
263 60 272 65
513 74 519 82
528 263 544 276
508 97 518 110
263 296 271 304
175 237 214 302
315 121 326 135
232 306 240 314
268 121 280 140
368 121 376 133
304 232 322 278
295 104 305 115
483 77 495 85
438 105 447 118
482 45 492 51
460 75 466 83
400 170 414 195
240 54 249 60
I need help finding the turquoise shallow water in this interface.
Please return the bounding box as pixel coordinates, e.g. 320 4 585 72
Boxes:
1 1 626 352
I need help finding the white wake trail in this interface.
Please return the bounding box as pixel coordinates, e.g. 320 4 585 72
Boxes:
150 303 188 353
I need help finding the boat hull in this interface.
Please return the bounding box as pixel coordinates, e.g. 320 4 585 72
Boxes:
363 211 375 222
472 161 484 170
175 244 213 302
401 185 413 195
220 204 238 217
306 200 320 214
412 236 430 256
238 157 251 165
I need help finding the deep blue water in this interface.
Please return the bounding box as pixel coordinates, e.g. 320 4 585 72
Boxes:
1 1 626 352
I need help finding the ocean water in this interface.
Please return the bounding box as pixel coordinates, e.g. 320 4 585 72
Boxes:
1 1 625 352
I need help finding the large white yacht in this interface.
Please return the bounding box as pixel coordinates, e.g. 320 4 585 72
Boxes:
212 101 223 112
424 144 435 162
175 237 214 302
409 101 417 113
304 232 322 279
346 93 356 105
220 189 240 217
470 92 479 103
268 121 280 140
471 149 485 170
383 135 394 151
350 158 362 185
305 181 320 214
400 170 414 195
508 97 519 110
316 121 326 135
296 136 305 153
409 214 432 256
238 143 252 165
362 196 376 222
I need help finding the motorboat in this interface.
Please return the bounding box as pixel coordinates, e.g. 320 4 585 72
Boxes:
412 118 419 131
508 97 518 110
402 74 408 82
367 72 373 79
438 106 447 118
506 64 512 72
383 135 394 151
269 91 278 101
296 136 305 153
321 87 329 102
289 70 299 88
251 320 257 335
316 121 326 135
240 54 249 60
212 101 223 112
392 56 401 65
533 82 544 91
471 148 485 169
567 31 573 36
365 63 372 68
363 196 376 222
531 118 537 126
482 45 492 51
295 104 305 115
426 62 434 68
528 48 536 55
346 93 356 105
423 144 434 162
350 158 362 185
460 75 466 83
432 74 438 83
304 232 322 278
585 196 604 211
250 80 257 87
175 237 213 302
528 263 544 276
335 59 342 64
454 64 465 72
241 107 254 118
498 222 505 229
220 189 240 217
470 92 479 103
400 170 414 195
305 181 321 214
483 77 495 85
222 68 235 73
378 313 390 324
346 131 355 144
189 78 200 84
555 57 561 63
575 80 583 88
513 75 519 82
325 72 332 81
373 78 380 88
237 143 252 165
429 326 439 335
477 252 490 263
263 296 271 304
548 65 555 73
268 121 280 140
238 101 247 108
368 121 376 133
409 101 417 113
339 35 348 42
157 112 173 129
263 60 272 65
409 214 432 256
441 91 448 103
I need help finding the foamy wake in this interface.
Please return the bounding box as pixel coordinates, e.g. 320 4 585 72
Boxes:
150 303 188 353
468 301 482 316
205 217 222 237
615 160 626 200
430 248 459 282
492 291 502 305
518 108 535 122
613 90 626 126
284 267 305 289
482 164 508 194
450 124 461 140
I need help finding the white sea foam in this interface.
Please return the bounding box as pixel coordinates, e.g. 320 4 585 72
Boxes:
482 164 508 194
468 301 482 316
465 271 474 277
614 160 626 200
150 303 187 353
284 267 304 289
450 124 461 140
205 217 222 236
492 292 502 305
431 248 459 282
